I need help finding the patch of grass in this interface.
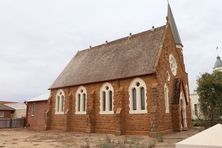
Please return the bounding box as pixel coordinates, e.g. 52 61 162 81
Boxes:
147 140 156 148
100 143 114 148
156 134 163 142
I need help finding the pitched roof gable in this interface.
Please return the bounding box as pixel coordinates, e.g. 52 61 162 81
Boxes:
0 104 15 111
50 25 167 89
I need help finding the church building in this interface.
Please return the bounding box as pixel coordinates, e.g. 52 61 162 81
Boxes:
46 4 191 136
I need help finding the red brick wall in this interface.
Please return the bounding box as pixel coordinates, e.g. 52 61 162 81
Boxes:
26 101 48 130
155 24 191 132
49 75 158 135
47 24 191 135
0 110 13 118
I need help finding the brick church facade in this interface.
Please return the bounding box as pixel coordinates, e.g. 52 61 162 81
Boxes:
46 5 191 136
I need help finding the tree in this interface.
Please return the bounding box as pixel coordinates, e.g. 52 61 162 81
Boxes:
196 70 222 127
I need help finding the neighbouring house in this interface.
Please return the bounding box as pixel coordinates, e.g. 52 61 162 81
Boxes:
190 55 222 120
5 103 26 118
25 92 49 130
190 93 202 120
46 4 191 136
0 104 15 118
0 101 16 105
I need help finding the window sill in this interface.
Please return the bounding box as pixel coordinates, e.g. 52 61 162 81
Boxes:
129 110 147 114
55 112 64 115
75 112 86 115
100 111 114 115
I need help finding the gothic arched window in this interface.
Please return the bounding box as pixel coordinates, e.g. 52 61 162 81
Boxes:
129 78 147 114
100 83 114 114
75 86 87 114
55 89 65 114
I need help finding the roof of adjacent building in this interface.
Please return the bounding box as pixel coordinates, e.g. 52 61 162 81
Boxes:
0 104 15 111
0 101 17 104
214 56 222 69
50 25 166 89
26 92 50 103
5 103 26 110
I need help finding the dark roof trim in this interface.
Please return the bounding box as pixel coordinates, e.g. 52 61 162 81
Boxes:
49 73 156 90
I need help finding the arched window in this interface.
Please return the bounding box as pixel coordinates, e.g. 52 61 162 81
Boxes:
100 83 114 114
55 89 65 114
75 86 87 114
129 78 147 114
164 83 169 113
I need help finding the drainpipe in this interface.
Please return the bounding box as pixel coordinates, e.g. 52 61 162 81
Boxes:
24 101 28 128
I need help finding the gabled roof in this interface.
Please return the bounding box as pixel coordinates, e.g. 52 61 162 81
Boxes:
5 103 26 110
26 92 50 102
50 25 167 89
0 104 15 111
0 101 17 104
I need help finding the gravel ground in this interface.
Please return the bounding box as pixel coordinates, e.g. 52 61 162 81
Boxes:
0 128 201 148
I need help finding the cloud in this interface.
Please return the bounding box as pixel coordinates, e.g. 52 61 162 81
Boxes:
0 0 221 101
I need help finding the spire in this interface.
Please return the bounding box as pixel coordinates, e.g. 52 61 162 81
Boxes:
167 2 183 47
214 47 222 71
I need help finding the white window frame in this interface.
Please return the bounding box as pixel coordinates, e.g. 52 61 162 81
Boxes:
0 111 4 118
55 89 65 114
75 86 87 115
100 82 114 114
129 78 147 114
164 83 170 113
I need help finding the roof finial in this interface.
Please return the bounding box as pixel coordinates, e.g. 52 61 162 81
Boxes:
216 46 219 57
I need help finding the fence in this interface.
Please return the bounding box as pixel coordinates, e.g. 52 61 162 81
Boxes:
0 118 25 128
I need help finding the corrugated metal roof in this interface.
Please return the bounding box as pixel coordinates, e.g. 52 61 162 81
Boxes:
5 103 26 110
26 92 50 102
0 104 15 111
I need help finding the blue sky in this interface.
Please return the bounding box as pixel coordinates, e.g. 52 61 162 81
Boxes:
0 0 221 101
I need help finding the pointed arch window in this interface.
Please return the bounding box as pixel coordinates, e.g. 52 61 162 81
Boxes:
75 86 87 114
164 83 170 113
100 83 114 114
129 78 147 114
55 89 65 114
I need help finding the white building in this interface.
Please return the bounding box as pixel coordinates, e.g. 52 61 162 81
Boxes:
190 93 202 120
190 55 222 120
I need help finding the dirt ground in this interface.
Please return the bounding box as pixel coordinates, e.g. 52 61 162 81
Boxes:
0 128 201 148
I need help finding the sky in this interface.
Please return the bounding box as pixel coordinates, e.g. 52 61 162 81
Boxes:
0 0 221 102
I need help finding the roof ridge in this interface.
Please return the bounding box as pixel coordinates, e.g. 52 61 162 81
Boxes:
76 25 167 53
